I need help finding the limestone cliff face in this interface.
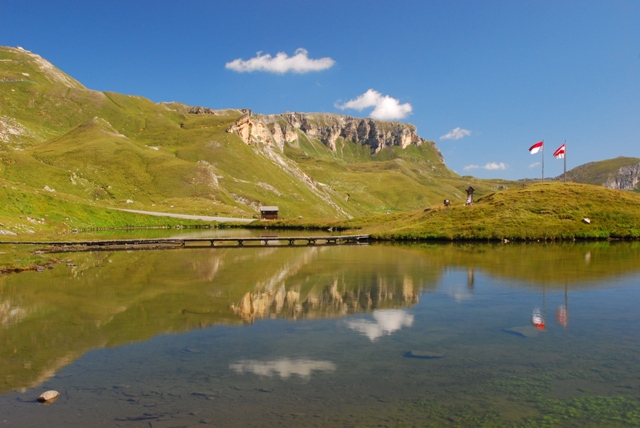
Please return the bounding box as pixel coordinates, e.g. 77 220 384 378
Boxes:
227 114 288 151
603 163 640 190
226 112 441 160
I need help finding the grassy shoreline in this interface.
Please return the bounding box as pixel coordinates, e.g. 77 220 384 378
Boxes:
254 182 640 241
2 182 640 273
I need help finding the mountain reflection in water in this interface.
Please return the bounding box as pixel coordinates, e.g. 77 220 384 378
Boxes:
231 274 420 321
1 242 640 396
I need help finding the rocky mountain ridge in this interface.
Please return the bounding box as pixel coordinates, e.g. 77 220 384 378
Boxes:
226 112 442 159
603 162 640 190
560 156 640 192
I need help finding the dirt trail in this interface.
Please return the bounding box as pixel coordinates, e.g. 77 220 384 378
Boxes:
116 209 256 223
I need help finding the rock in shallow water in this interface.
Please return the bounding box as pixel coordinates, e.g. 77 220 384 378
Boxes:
37 390 60 404
404 350 444 359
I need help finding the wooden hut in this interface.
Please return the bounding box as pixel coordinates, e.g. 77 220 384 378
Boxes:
259 206 279 220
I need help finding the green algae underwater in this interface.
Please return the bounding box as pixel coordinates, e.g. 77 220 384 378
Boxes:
1 242 639 427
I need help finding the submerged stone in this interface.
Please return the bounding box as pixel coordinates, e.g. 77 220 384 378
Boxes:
404 350 444 359
37 390 60 404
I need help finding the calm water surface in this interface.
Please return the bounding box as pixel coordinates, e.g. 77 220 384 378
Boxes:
1 242 639 427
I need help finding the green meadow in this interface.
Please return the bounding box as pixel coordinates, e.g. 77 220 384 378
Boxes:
2 46 640 274
0 46 509 235
262 182 640 241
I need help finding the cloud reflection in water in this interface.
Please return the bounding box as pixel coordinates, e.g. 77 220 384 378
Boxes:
230 358 336 379
346 309 414 342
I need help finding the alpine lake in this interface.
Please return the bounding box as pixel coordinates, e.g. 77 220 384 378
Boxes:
1 231 639 427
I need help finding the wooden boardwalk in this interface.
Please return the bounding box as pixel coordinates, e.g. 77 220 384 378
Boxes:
1 234 370 252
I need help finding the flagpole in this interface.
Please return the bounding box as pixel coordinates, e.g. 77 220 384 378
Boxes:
543 284 546 326
541 140 544 182
564 140 567 183
564 282 569 330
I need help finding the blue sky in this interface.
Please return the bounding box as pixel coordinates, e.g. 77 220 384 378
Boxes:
2 0 639 180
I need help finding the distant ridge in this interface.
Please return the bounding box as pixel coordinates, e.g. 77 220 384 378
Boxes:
558 156 640 191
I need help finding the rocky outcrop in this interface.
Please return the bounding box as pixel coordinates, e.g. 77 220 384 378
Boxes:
188 106 217 115
603 163 640 190
188 106 254 116
226 114 287 151
226 112 440 158
225 115 353 217
160 102 252 117
223 112 444 219
0 116 40 145
275 112 424 153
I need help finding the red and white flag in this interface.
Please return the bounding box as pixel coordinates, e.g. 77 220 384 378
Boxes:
556 305 568 328
553 143 566 159
529 141 543 154
532 308 545 331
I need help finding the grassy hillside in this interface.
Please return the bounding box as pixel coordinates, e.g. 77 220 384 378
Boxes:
1 45 521 236
366 182 640 240
264 182 640 241
0 177 207 237
4 46 637 241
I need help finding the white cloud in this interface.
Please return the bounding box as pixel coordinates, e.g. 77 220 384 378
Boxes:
336 89 412 120
529 162 541 168
346 309 414 342
225 48 335 74
440 127 472 140
484 162 507 170
229 358 336 379
464 162 507 171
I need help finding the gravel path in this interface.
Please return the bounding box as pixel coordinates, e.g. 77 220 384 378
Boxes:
116 209 256 223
